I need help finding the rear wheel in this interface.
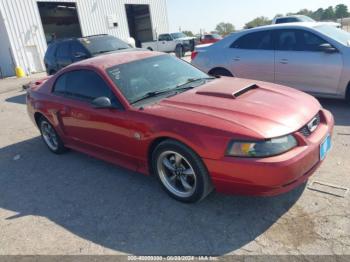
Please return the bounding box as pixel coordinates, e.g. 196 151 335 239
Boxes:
346 84 350 105
209 68 233 77
39 117 67 154
152 139 213 203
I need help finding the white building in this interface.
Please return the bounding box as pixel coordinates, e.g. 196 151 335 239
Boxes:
0 0 169 77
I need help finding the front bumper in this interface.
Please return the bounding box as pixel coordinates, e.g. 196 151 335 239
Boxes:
204 109 334 196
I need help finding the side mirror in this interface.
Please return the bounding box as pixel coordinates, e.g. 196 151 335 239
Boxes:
74 52 88 59
92 97 113 109
318 43 338 53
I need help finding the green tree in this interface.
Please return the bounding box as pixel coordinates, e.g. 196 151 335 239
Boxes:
321 6 335 20
312 8 324 21
244 16 271 29
296 9 314 17
182 30 194 37
215 22 235 36
335 4 349 18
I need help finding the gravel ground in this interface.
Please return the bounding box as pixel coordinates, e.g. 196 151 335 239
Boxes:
0 82 349 256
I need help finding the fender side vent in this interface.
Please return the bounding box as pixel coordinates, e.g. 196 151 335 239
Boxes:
233 84 259 98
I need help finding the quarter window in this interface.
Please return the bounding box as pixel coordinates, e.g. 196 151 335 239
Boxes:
53 74 66 95
231 31 273 50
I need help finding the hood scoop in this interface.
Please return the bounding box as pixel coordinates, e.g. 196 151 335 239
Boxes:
196 83 259 99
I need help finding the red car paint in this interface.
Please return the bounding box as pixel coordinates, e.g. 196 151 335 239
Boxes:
26 51 334 196
199 34 222 45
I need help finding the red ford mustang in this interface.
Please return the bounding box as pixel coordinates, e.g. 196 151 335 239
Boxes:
27 51 334 203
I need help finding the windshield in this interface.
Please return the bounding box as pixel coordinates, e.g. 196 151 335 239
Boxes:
299 16 315 22
80 36 130 55
107 55 209 104
171 32 188 39
212 34 222 39
314 25 350 46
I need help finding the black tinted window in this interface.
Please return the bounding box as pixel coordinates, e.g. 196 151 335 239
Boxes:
53 74 66 95
276 18 297 24
231 31 273 50
63 70 115 102
302 31 328 51
276 30 299 51
79 36 129 55
159 34 172 41
56 42 70 58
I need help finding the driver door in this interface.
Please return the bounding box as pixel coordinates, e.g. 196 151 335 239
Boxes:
53 69 137 169
274 29 342 95
158 34 174 52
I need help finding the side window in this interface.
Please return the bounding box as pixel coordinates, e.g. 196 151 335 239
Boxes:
65 70 121 107
159 34 171 41
56 42 70 59
276 30 299 51
231 31 273 50
205 35 213 40
301 31 328 52
53 74 66 95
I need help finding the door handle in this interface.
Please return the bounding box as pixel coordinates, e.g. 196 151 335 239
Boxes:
233 57 241 61
280 59 289 64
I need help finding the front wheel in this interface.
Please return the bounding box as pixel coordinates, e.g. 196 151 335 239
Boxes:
175 45 184 58
152 140 213 203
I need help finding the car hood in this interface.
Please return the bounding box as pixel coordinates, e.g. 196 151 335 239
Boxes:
151 78 321 138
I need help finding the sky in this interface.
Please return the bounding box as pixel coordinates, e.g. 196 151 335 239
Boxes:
166 0 350 33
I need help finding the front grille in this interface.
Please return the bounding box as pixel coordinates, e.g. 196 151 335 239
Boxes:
299 113 321 137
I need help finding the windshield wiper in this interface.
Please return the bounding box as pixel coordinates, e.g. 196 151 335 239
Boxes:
131 89 175 104
131 77 215 105
175 77 215 90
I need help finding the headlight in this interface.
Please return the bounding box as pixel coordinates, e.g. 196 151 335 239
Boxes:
226 135 297 158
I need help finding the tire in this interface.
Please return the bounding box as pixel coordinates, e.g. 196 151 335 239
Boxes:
175 45 184 58
147 47 153 51
151 139 213 203
209 68 233 77
39 117 67 154
346 85 350 105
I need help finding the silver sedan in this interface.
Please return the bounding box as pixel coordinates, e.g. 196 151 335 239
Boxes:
192 23 350 101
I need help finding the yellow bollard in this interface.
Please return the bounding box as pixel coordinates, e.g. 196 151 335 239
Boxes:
15 66 26 78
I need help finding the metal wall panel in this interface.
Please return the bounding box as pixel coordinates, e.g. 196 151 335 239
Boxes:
0 0 169 75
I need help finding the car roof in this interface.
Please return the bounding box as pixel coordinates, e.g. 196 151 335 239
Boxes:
66 50 164 70
51 34 113 44
242 22 322 32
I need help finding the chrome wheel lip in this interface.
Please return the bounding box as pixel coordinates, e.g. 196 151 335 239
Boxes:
157 150 197 198
41 121 59 151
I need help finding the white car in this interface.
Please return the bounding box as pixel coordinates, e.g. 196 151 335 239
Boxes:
192 23 350 101
272 15 341 28
142 33 195 56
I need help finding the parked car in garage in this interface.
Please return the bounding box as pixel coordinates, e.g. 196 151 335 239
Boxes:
27 50 334 203
141 32 195 57
192 23 350 102
44 34 131 75
199 33 223 44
